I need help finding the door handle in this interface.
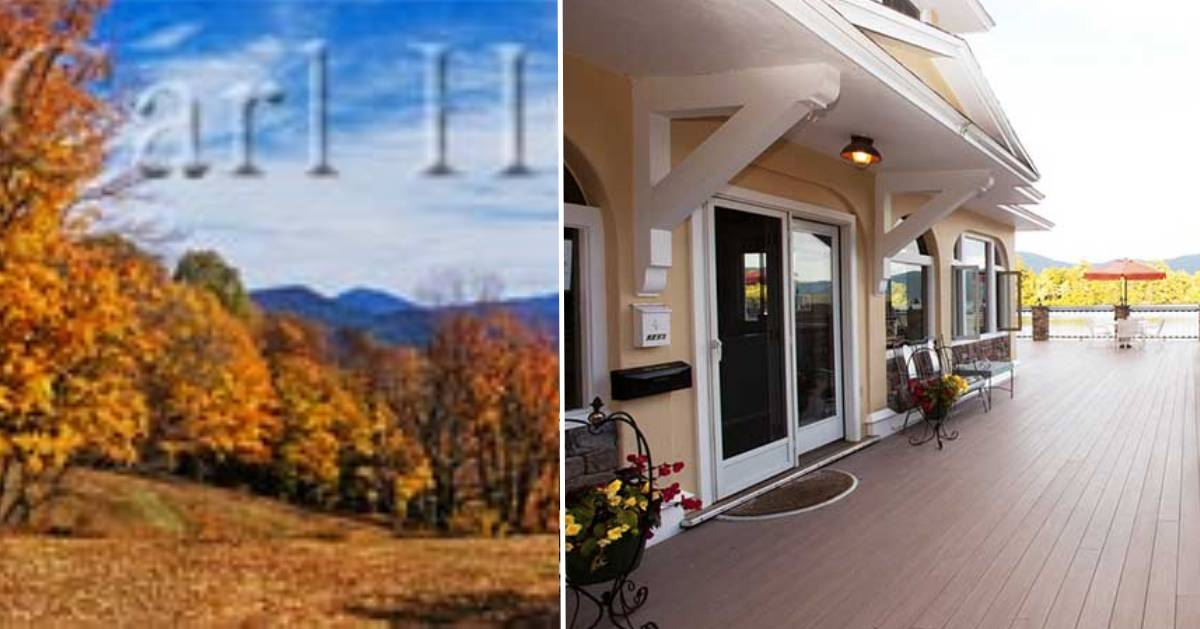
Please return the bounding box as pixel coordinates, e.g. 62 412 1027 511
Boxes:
710 338 723 363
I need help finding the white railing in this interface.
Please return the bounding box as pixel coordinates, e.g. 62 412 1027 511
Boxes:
1017 305 1200 340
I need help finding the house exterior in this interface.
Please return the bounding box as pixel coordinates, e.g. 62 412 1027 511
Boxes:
562 0 1051 532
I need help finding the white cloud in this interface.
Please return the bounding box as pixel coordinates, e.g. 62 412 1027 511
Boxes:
103 72 559 301
131 22 203 52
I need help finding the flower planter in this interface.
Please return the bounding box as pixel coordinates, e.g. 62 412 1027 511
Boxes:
566 525 648 586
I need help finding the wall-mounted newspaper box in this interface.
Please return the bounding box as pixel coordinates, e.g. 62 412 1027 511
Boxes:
611 361 692 401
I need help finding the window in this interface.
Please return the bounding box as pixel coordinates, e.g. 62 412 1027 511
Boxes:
953 235 1008 339
563 166 608 416
743 252 767 322
886 232 933 349
563 226 583 410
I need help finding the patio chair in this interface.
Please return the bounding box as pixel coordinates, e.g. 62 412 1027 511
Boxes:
1116 318 1143 350
894 340 980 433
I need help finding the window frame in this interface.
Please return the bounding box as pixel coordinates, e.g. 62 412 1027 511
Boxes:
886 236 935 351
563 203 609 423
952 234 1007 340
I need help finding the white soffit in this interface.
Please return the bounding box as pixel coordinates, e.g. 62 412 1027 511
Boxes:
564 0 1048 229
917 0 995 34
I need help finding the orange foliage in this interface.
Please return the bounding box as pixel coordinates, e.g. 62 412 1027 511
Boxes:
143 286 279 473
0 0 145 527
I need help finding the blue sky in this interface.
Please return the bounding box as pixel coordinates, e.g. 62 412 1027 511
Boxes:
96 0 558 300
969 0 1200 263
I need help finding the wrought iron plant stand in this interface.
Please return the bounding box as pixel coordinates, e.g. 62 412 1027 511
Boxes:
565 398 659 629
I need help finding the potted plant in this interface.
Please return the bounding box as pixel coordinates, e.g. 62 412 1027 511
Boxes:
908 374 969 421
565 455 701 586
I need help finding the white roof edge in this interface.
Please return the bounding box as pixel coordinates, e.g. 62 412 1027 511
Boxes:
1000 204 1053 231
775 0 1038 185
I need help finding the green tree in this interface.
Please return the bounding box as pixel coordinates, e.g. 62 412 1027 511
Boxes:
173 250 252 318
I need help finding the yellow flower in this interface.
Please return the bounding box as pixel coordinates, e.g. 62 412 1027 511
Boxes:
565 514 582 537
608 495 622 507
638 497 648 510
641 482 651 495
566 542 574 552
606 527 624 541
597 538 611 548
624 496 637 508
604 479 623 498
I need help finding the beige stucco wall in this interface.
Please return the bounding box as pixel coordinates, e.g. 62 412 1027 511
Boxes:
564 53 1017 496
867 33 966 115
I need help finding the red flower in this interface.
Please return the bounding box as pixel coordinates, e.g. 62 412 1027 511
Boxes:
672 462 684 473
681 497 703 511
657 463 672 477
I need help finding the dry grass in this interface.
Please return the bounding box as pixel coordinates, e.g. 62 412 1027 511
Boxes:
0 470 560 627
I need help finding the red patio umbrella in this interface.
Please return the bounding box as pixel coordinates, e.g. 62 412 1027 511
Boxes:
1083 258 1166 305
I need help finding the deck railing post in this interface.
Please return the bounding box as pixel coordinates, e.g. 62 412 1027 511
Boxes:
1032 305 1049 342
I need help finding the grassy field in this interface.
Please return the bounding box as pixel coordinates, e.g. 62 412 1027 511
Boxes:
0 470 560 626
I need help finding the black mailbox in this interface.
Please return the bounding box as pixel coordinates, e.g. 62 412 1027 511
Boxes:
611 361 692 401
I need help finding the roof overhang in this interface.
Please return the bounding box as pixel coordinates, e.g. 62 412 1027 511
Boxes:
564 0 1049 232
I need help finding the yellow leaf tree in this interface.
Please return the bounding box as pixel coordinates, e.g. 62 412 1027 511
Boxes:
143 284 280 477
0 0 148 527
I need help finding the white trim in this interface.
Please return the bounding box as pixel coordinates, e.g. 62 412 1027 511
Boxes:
830 0 960 56
563 203 609 424
689 211 716 506
705 201 797 497
791 217 847 453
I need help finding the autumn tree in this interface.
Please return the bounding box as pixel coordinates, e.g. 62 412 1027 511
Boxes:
136 284 280 478
474 312 559 533
338 331 433 527
0 0 150 527
258 315 375 506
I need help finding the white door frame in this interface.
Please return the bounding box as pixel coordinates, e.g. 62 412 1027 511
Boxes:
790 217 845 454
691 185 862 504
563 203 610 423
703 200 797 499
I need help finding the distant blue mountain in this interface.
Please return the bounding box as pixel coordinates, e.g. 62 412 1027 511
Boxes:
335 288 416 315
1018 251 1200 274
1017 252 1070 273
250 286 557 347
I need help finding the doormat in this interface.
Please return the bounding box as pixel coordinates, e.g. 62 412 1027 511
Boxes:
717 469 857 521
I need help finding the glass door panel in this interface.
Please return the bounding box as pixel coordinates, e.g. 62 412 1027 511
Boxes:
714 207 787 460
792 230 837 426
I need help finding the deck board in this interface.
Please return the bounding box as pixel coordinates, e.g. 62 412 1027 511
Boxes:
604 341 1200 629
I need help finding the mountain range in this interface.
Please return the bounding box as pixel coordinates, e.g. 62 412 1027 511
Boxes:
1017 252 1200 274
251 286 557 347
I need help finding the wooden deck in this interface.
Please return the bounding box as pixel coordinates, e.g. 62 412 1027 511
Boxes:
624 341 1200 628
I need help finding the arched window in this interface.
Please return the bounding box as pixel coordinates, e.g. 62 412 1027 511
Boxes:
952 234 1011 338
887 232 934 348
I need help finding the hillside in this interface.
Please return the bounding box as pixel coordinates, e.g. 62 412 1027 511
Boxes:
1 469 558 626
1016 251 1071 272
1019 251 1200 274
251 286 558 347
